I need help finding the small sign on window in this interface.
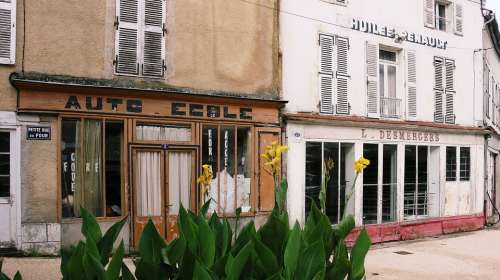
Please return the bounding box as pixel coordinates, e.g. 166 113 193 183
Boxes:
27 126 51 140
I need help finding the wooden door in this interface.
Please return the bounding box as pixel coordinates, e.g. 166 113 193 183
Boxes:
165 149 196 242
132 148 165 247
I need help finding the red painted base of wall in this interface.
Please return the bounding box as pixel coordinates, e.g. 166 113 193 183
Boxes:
345 214 485 245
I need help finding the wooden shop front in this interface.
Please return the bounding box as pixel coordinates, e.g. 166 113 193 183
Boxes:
16 81 284 247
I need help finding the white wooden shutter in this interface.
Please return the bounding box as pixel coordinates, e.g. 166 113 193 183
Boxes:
319 34 334 114
142 0 165 77
115 0 140 75
454 3 464 36
336 36 349 115
0 0 15 64
445 59 456 124
366 42 379 118
434 57 444 122
407 50 417 120
424 0 436 28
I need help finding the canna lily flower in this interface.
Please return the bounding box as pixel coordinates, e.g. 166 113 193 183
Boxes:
197 164 213 198
325 158 335 173
354 157 370 174
261 141 288 175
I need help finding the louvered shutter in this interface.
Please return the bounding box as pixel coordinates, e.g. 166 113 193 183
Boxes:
445 59 456 124
454 3 463 36
319 34 334 114
142 0 165 77
115 0 140 75
434 57 444 122
336 36 349 115
0 0 15 64
424 0 436 28
366 42 379 118
407 50 417 120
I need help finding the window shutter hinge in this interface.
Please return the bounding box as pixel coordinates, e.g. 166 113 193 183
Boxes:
113 55 118 66
163 23 167 35
114 16 119 30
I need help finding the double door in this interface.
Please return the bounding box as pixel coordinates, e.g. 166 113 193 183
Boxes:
132 146 196 247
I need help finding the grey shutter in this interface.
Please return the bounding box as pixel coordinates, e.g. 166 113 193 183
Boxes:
0 0 15 64
336 36 349 115
115 0 139 75
454 3 463 36
142 0 165 77
407 50 417 120
424 0 435 28
366 42 379 118
319 34 334 114
434 57 444 122
445 59 456 124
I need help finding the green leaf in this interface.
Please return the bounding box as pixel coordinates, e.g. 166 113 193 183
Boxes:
333 215 355 242
80 207 103 243
349 229 371 280
178 205 199 253
200 199 212 217
105 241 125 280
258 211 289 263
164 237 186 266
276 179 288 214
284 223 301 279
197 216 216 267
295 240 325 280
83 237 106 280
226 241 254 280
60 246 74 278
138 219 166 264
98 216 127 265
177 247 196 279
121 263 136 280
67 241 86 280
253 236 279 277
327 241 350 280
193 260 213 280
232 221 256 255
13 272 22 280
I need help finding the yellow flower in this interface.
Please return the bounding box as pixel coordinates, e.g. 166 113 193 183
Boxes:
325 158 335 172
197 164 213 186
261 141 288 175
354 157 370 174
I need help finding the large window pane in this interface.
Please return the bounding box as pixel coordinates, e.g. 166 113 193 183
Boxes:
219 127 235 213
388 65 397 98
0 132 9 198
61 119 81 218
417 146 429 216
404 145 417 217
363 144 378 224
460 147 471 181
202 126 219 211
382 145 397 222
446 147 457 181
236 127 252 213
324 142 339 224
136 123 191 142
105 121 123 217
83 120 103 217
305 142 322 218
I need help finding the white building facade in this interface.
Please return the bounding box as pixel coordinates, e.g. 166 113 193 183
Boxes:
282 0 487 242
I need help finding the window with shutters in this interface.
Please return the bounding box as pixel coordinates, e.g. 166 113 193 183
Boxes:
378 49 401 119
433 56 455 124
424 0 463 36
114 0 166 78
318 33 350 115
484 62 490 120
0 0 15 64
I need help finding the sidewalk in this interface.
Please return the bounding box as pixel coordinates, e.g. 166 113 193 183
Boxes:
1 227 500 279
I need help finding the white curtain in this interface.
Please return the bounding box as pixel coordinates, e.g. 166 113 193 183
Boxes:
136 125 191 142
136 151 162 216
168 152 191 214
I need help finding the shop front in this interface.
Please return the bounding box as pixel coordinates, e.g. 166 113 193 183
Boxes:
285 115 487 243
14 78 283 251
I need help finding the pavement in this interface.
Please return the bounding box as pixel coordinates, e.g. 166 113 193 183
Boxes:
1 227 500 279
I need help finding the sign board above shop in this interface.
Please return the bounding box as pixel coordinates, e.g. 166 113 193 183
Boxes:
362 128 440 142
18 91 281 125
352 18 448 50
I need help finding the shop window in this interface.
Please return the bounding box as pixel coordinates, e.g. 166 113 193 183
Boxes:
459 147 471 181
61 118 124 218
363 144 378 224
305 142 355 224
0 132 10 197
202 125 251 215
446 146 457 181
404 146 431 218
382 145 397 222
136 123 191 142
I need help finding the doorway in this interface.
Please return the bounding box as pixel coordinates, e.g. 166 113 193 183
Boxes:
0 130 18 249
131 146 196 247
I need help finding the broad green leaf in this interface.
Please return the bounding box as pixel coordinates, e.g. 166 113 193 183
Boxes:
226 242 254 280
121 263 136 280
295 240 325 280
164 237 186 266
138 219 166 264
284 223 301 279
193 260 213 280
80 207 103 243
12 272 22 280
327 241 350 280
200 199 212 217
178 205 199 253
105 241 125 280
60 246 74 278
232 221 256 255
333 215 355 242
98 216 127 265
177 247 196 279
276 179 288 214
258 211 289 263
253 236 279 276
349 229 371 280
83 237 106 280
197 216 216 267
67 241 86 280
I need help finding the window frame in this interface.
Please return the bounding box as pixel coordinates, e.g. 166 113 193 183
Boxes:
459 147 471 181
59 115 127 221
445 146 457 181
133 119 196 145
0 131 11 199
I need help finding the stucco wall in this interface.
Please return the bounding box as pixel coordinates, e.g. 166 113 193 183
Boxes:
20 115 58 223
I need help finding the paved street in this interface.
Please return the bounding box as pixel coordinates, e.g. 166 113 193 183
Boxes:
1 227 500 279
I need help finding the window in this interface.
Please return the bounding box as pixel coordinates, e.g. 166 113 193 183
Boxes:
202 125 252 214
425 0 463 35
136 123 192 142
115 0 166 77
436 2 448 31
61 119 124 218
459 147 470 181
446 147 457 181
0 132 10 197
404 146 429 218
305 142 355 224
434 57 455 124
0 0 16 64
379 49 400 118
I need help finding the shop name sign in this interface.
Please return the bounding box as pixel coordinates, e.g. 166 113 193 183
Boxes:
63 95 253 120
362 129 440 142
352 18 448 50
